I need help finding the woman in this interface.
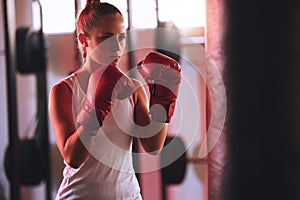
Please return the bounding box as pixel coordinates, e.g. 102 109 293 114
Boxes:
49 0 181 199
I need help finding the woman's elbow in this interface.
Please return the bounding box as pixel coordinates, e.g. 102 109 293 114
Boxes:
63 153 82 169
140 139 164 155
62 147 87 169
137 123 167 155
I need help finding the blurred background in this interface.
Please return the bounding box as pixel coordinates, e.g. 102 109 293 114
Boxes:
2 0 298 200
0 0 219 199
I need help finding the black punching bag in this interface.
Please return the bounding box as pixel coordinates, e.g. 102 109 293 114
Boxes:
223 1 300 200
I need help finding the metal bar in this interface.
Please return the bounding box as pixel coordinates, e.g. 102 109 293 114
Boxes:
34 1 51 199
126 0 132 30
36 70 51 200
2 0 21 199
155 0 159 26
126 0 141 184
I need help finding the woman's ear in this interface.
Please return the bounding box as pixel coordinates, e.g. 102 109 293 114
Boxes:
78 33 88 47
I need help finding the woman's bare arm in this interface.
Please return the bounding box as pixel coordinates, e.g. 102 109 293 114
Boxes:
133 80 167 154
49 82 94 168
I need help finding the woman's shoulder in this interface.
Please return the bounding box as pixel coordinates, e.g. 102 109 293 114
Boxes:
50 73 76 98
61 72 77 88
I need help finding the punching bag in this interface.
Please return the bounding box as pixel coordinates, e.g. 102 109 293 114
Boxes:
206 0 226 199
223 1 300 200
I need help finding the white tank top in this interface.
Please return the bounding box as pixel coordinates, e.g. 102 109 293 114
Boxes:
55 73 142 200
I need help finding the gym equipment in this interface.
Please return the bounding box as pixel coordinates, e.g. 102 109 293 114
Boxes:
16 27 46 73
5 26 47 186
2 0 21 198
4 139 44 185
160 136 187 185
5 29 49 183
3 1 51 199
160 136 207 200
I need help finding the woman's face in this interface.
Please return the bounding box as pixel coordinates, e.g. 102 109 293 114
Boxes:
87 13 126 66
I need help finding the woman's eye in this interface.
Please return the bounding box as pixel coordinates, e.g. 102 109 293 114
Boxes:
118 33 126 41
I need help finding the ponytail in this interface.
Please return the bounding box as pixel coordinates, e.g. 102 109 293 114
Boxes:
85 0 101 7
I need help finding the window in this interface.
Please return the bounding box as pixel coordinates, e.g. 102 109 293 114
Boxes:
41 0 206 34
158 0 206 28
80 0 206 29
131 0 157 28
40 0 76 34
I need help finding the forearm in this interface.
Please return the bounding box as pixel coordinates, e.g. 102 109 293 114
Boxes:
137 121 167 154
135 51 181 153
62 126 95 168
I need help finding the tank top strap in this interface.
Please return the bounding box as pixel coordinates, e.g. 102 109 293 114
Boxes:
61 73 77 91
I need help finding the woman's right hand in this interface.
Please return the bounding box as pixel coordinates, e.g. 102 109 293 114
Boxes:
77 64 134 135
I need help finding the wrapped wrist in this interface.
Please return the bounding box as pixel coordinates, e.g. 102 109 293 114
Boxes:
76 101 101 136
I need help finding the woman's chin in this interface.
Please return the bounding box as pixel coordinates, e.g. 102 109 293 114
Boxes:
109 58 120 66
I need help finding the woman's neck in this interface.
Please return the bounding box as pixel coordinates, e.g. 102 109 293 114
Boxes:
75 68 91 93
84 55 104 73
